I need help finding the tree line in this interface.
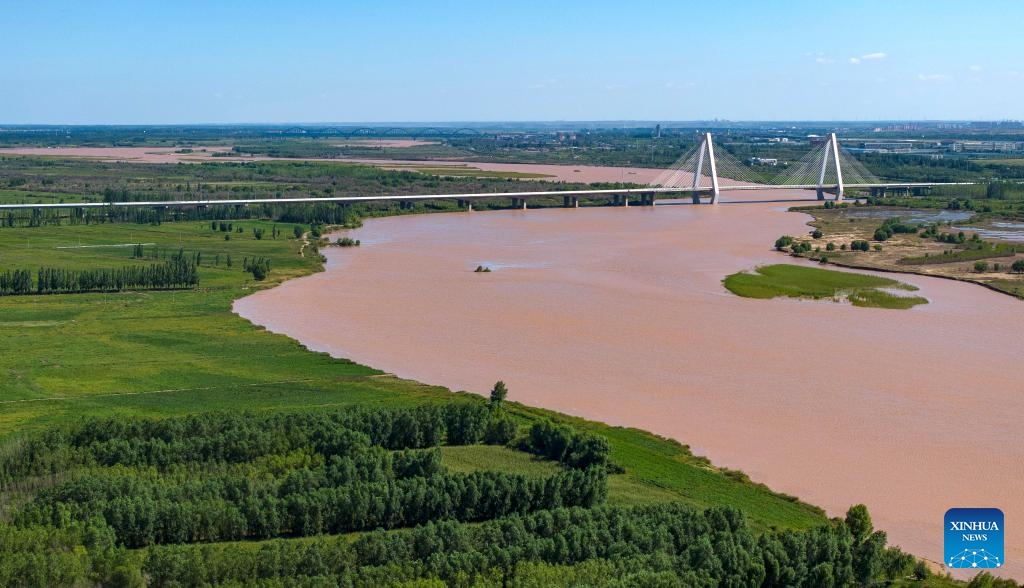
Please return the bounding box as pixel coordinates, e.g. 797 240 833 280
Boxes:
0 404 554 484
20 459 606 548
0 255 197 296
139 502 962 588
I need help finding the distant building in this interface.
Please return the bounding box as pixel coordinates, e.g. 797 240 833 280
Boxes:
951 141 1023 153
748 157 778 166
858 141 914 153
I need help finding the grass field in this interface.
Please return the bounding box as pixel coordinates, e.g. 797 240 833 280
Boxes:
0 218 827 533
723 264 928 309
0 188 98 204
440 445 561 476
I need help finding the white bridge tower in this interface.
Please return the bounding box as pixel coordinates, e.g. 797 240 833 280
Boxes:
816 132 845 202
690 132 721 204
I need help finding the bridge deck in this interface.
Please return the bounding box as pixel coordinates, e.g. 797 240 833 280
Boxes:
0 182 975 210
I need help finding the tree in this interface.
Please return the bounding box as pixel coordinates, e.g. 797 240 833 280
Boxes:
845 504 872 544
975 261 989 273
484 414 517 445
489 381 508 410
1012 259 1024 274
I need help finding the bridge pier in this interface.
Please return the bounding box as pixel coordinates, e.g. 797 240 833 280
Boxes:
511 198 527 210
563 195 579 208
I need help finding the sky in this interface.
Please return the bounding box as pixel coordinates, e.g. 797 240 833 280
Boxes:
3 0 1023 124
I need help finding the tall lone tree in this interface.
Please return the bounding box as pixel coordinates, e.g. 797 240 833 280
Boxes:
489 381 508 410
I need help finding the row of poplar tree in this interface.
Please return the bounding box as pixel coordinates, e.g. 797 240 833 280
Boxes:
0 255 197 295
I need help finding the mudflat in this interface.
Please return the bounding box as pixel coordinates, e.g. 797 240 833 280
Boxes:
0 147 664 183
235 191 1023 577
0 146 247 163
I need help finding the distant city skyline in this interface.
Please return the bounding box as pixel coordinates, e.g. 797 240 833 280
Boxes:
4 0 1024 124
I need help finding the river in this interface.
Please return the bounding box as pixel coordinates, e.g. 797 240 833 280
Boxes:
234 189 1023 578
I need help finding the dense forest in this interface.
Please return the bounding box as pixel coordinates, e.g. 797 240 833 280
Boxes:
0 400 993 587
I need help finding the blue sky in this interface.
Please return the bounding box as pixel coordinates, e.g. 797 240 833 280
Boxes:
3 0 1023 123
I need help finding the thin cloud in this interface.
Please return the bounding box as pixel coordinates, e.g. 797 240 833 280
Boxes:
815 56 835 64
969 65 982 72
849 52 887 65
917 73 952 82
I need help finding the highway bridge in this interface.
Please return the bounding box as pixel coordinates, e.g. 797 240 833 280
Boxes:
0 133 975 211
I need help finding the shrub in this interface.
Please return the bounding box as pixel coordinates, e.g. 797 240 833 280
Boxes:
811 229 823 239
1012 259 1024 274
774 235 794 250
913 560 929 580
974 261 989 273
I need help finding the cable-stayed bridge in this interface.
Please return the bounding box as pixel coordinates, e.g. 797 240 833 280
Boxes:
650 132 973 204
0 133 974 211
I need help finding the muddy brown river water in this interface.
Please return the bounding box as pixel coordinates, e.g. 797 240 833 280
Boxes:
235 189 1023 578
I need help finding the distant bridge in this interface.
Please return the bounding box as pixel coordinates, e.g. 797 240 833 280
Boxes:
0 133 974 212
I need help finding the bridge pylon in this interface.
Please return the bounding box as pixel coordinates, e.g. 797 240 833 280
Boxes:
816 132 845 202
689 132 721 204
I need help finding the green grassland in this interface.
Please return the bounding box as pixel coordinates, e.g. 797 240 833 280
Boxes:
0 188 98 204
0 219 826 532
439 444 562 476
723 264 928 309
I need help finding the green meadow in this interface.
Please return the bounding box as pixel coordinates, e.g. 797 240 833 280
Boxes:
723 264 928 309
0 219 825 531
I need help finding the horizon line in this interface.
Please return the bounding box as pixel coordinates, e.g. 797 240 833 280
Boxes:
2 119 1023 128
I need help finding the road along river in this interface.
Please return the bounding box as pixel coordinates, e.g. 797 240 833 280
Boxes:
235 189 1024 578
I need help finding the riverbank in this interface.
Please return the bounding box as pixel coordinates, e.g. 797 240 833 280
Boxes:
0 216 827 531
790 205 1024 300
235 193 1024 580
